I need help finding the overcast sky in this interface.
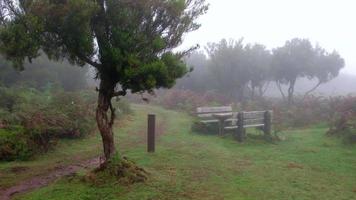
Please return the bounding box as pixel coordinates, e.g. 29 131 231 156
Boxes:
180 0 356 75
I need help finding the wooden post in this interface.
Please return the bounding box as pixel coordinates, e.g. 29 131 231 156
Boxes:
236 112 244 142
264 111 272 136
147 114 155 153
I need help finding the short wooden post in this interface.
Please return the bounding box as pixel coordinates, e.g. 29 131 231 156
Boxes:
264 111 272 136
236 112 244 142
147 114 155 153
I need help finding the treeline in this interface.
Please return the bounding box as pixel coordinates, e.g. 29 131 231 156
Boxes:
177 38 345 104
0 55 90 91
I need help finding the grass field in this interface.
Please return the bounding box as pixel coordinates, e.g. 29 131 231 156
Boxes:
2 104 355 200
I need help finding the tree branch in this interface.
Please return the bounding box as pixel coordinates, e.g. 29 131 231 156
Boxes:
112 90 127 97
276 81 286 101
303 80 322 100
77 54 101 68
261 81 270 96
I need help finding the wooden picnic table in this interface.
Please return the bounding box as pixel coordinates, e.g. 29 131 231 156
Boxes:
212 113 233 135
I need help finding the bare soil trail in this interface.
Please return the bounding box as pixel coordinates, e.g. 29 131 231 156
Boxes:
0 157 100 200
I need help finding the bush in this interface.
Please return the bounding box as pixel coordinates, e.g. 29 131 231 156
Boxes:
327 96 356 144
249 96 340 129
0 126 33 161
0 87 133 161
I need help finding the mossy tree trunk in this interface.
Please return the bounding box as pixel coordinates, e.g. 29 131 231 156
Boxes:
96 79 116 162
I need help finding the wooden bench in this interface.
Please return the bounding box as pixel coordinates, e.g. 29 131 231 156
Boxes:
234 110 272 142
196 106 236 135
196 106 272 141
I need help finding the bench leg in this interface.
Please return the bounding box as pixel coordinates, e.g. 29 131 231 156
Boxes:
218 120 224 136
236 126 244 142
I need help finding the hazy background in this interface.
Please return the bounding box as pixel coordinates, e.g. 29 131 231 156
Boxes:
180 0 356 75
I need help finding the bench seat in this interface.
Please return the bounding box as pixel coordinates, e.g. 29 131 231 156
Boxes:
196 107 272 138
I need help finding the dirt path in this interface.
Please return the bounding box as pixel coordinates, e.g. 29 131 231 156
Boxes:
0 112 168 200
0 157 100 200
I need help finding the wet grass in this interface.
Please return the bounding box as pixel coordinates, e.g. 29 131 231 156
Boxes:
0 115 133 189
7 104 356 200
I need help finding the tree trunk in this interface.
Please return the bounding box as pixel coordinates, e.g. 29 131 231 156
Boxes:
287 79 296 105
96 80 116 162
251 85 255 100
276 81 286 101
259 81 270 97
236 85 245 102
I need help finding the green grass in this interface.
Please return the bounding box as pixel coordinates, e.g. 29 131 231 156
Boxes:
0 114 133 188
6 104 356 200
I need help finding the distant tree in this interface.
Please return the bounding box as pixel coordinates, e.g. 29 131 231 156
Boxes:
176 51 210 92
244 44 272 99
303 47 344 99
272 38 344 104
272 38 317 104
206 39 251 101
0 0 208 163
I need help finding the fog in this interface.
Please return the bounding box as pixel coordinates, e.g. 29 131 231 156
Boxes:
180 0 356 75
0 1 355 199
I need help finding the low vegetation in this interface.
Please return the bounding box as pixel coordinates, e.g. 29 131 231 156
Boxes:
0 1 354 199
0 87 131 161
11 105 356 200
327 96 356 144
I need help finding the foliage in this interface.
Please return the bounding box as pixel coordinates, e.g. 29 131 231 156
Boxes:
206 39 255 101
0 0 208 97
0 126 32 161
12 105 356 200
271 38 344 104
154 88 354 134
0 0 208 161
0 87 131 161
177 38 344 104
244 43 272 99
327 96 356 144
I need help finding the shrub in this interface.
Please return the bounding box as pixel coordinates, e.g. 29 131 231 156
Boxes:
327 96 356 144
0 126 33 161
0 87 133 161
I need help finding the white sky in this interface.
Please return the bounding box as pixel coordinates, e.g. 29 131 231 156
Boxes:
180 0 356 75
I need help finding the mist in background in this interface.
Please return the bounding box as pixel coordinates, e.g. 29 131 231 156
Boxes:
175 0 356 97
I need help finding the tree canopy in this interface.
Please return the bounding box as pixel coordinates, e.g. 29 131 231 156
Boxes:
206 39 250 101
177 38 344 103
0 0 208 161
205 39 271 101
271 38 344 104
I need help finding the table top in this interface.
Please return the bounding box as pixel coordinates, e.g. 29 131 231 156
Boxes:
212 113 233 120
